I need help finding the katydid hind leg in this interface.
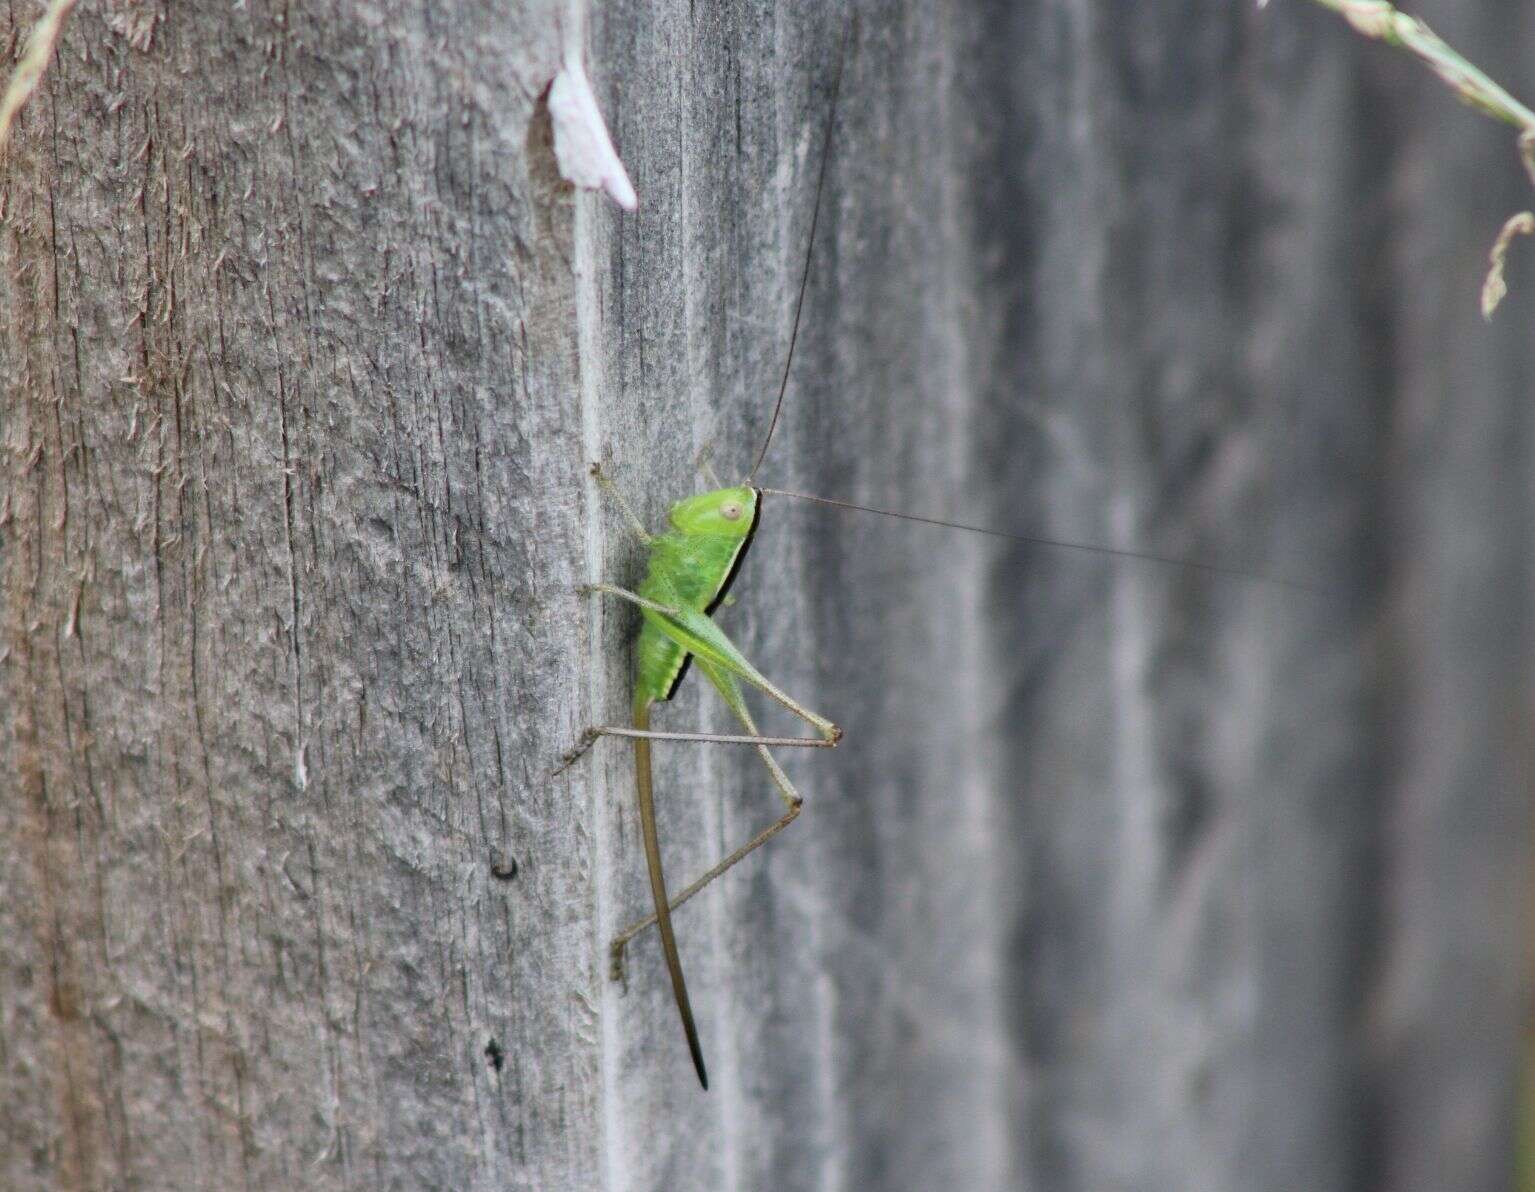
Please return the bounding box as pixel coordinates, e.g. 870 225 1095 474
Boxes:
584 581 841 743
610 659 811 977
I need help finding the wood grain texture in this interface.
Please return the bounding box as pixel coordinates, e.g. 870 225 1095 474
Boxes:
2 1 1529 1190
1 1 598 1187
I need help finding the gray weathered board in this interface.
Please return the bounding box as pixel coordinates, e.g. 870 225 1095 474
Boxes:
1 1 1530 1189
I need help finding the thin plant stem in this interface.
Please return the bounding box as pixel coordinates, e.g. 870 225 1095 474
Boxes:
1290 0 1535 315
1306 0 1535 127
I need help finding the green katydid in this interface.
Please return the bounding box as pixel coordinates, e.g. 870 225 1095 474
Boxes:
560 30 1312 1092
557 28 853 1092
567 476 840 1090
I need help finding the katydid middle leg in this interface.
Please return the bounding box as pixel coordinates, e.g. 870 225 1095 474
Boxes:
582 583 841 742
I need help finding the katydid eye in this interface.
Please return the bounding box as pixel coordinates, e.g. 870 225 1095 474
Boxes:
720 501 743 521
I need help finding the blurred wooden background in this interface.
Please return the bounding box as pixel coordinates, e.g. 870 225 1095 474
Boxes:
2 1 1530 1189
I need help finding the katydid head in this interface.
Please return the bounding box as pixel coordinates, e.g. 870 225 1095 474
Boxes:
668 486 760 539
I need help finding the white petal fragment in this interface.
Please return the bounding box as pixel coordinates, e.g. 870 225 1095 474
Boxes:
549 55 637 211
